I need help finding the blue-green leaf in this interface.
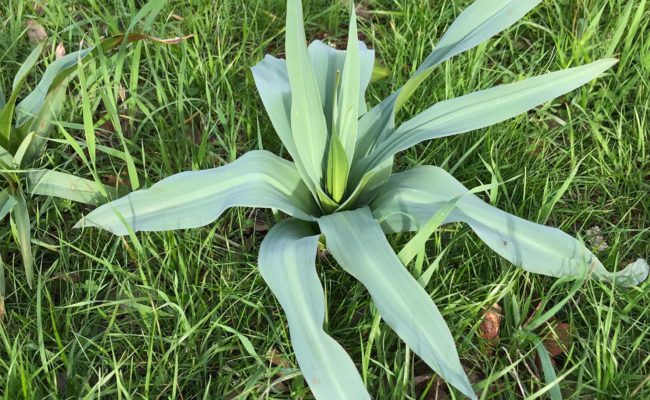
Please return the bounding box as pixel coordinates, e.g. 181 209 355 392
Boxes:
24 169 118 205
12 43 46 92
251 55 318 197
318 207 477 399
259 219 370 399
370 166 649 287
354 0 542 158
75 151 319 235
361 60 617 173
14 48 93 129
336 2 361 160
415 0 542 74
309 40 375 118
285 0 329 189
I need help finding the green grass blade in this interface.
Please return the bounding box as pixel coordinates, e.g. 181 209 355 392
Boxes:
11 132 35 167
397 196 461 266
259 219 370 400
0 144 13 167
76 151 319 235
285 0 329 189
98 89 140 190
126 0 166 33
0 189 16 220
77 59 96 166
370 166 649 286
534 341 563 400
318 207 477 400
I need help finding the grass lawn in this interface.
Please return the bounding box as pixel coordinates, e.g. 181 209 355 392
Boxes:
1 0 648 398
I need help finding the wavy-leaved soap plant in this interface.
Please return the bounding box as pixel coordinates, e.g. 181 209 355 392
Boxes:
77 0 648 398
0 36 138 287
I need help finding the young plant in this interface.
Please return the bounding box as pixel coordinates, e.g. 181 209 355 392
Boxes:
1 40 116 287
0 30 175 287
77 0 648 398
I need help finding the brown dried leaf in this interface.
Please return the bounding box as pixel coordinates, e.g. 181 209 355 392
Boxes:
543 322 572 357
34 1 46 14
0 297 5 322
55 42 66 59
479 303 502 341
26 19 48 44
118 86 127 103
101 174 130 189
585 226 610 252
414 374 451 400
267 348 290 369
146 34 194 45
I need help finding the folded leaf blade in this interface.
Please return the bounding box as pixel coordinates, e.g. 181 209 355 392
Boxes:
285 0 329 189
336 2 361 160
259 219 370 400
370 166 648 286
318 207 476 399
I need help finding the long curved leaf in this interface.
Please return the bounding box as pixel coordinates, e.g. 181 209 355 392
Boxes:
360 59 617 173
251 54 319 200
285 0 329 190
75 151 319 235
14 48 92 129
318 207 477 399
336 2 361 160
415 0 542 74
259 219 370 399
354 0 541 159
369 166 649 287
